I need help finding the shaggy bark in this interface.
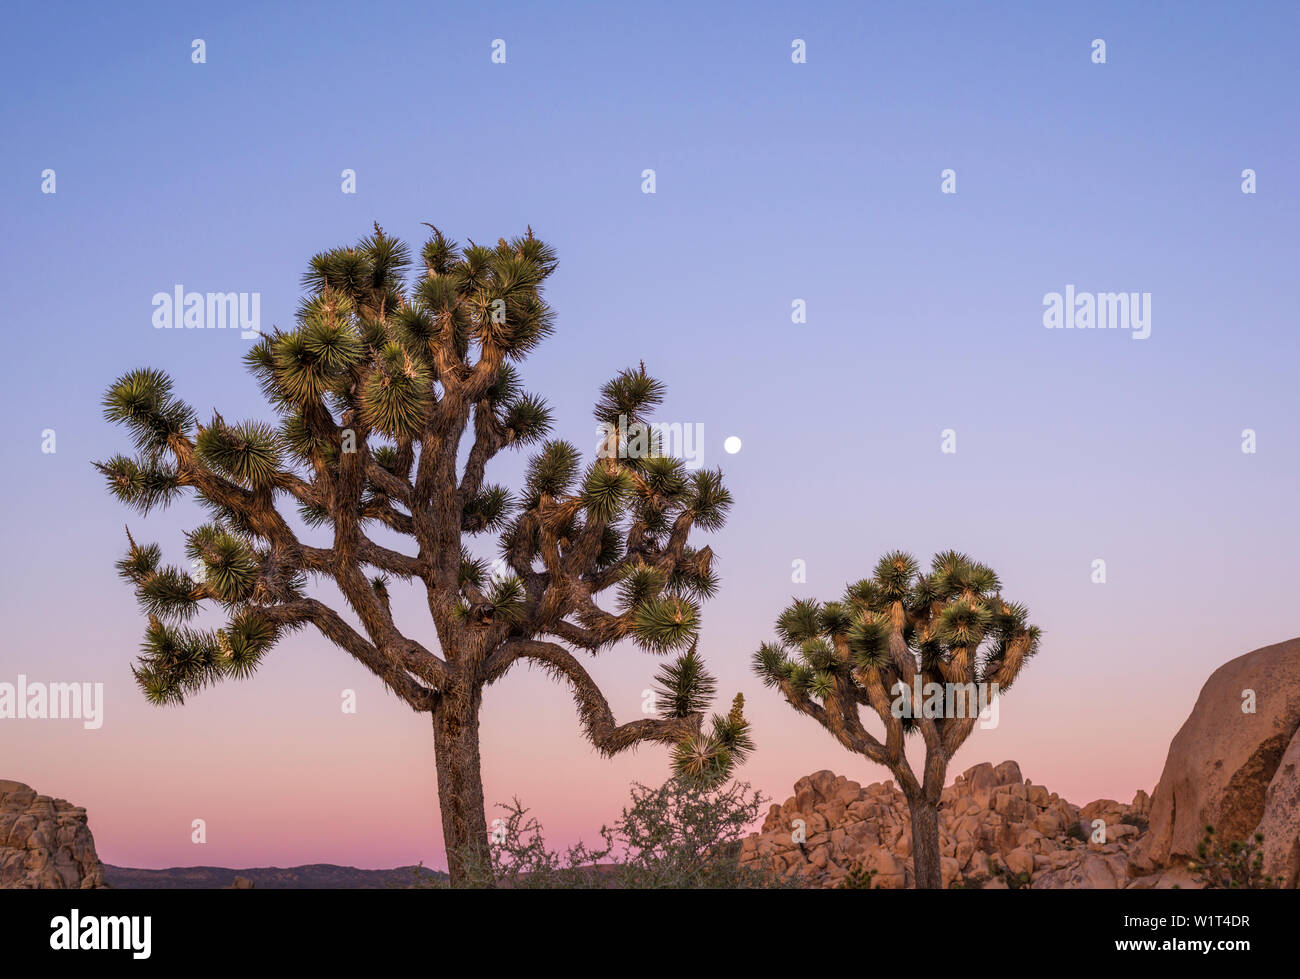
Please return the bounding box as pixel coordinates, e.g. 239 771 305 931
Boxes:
433 685 490 884
907 793 942 889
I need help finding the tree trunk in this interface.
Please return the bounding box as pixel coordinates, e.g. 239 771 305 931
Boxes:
908 795 942 889
432 685 491 887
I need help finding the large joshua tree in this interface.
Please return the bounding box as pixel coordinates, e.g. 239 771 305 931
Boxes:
753 551 1041 889
96 224 751 885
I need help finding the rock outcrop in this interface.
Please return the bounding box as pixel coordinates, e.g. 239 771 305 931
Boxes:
739 762 1151 888
1256 733 1300 887
1129 638 1300 887
0 780 107 889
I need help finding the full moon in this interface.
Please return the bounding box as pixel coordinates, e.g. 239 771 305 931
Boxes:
724 436 742 454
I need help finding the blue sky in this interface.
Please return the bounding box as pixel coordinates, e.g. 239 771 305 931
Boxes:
2 0 1297 867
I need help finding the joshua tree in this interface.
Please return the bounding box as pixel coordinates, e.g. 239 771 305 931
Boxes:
1189 825 1279 889
753 551 1041 889
96 223 750 885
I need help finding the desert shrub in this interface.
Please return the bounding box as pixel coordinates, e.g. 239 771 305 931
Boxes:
613 778 783 888
992 864 1032 890
837 862 877 889
435 777 791 888
450 800 617 889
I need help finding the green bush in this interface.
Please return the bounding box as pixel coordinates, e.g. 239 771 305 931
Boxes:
435 777 793 888
837 863 877 889
992 864 1032 890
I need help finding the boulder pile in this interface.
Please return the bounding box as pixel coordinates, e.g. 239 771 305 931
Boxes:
739 761 1152 889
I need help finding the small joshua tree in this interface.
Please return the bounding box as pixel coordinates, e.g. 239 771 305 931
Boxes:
1188 825 1279 889
96 223 750 885
753 551 1041 889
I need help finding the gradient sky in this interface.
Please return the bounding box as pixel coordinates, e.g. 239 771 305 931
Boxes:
1 0 1297 871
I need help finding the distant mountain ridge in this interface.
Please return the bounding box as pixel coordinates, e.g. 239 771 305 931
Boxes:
103 863 446 889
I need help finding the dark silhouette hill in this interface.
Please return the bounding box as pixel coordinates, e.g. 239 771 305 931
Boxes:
103 863 446 889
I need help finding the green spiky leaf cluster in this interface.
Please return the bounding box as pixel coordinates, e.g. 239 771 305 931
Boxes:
653 648 753 784
653 646 716 718
110 525 292 703
195 415 282 489
671 693 755 783
753 551 1040 743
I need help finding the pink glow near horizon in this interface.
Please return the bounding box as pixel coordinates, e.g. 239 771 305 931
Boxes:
4 582 1276 870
